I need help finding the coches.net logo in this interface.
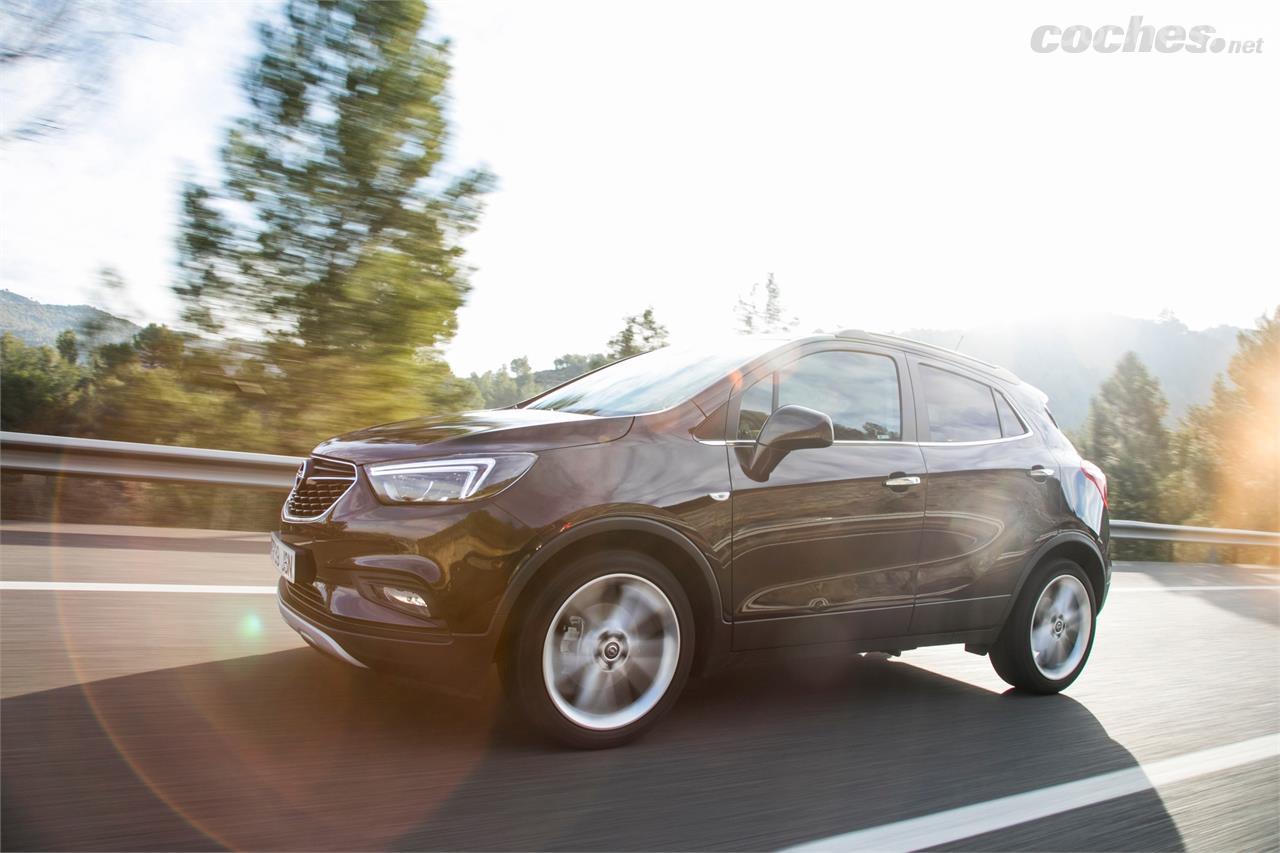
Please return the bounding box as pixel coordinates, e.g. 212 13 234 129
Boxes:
1031 16 1264 54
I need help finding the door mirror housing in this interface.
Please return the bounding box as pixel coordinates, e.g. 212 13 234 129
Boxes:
745 405 834 480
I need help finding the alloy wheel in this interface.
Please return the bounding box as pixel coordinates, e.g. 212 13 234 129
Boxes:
541 573 681 731
1029 574 1092 680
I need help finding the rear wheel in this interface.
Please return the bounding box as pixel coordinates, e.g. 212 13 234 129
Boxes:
500 550 694 748
990 559 1096 693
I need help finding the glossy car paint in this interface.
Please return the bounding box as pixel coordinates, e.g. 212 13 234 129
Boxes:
724 342 927 649
276 333 1110 691
907 355 1072 635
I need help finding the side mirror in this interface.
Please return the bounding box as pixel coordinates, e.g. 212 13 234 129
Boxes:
745 404 834 480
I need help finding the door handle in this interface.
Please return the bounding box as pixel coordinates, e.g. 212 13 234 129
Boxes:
884 475 921 489
1027 466 1055 481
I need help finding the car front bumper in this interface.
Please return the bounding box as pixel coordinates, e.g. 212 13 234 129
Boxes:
277 579 496 694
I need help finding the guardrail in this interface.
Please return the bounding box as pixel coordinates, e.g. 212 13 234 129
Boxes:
0 431 300 489
2 431 1277 547
1109 520 1279 548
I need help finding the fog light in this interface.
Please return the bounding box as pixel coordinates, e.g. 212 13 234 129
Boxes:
379 586 430 615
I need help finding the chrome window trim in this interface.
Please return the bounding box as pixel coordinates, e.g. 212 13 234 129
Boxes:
696 431 1035 449
833 440 910 446
281 455 359 524
916 430 1035 448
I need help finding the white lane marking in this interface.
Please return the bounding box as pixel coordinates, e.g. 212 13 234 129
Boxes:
783 733 1280 853
1110 585 1280 593
0 581 277 594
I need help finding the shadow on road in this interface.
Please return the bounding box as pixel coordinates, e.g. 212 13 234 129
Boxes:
2 648 1182 851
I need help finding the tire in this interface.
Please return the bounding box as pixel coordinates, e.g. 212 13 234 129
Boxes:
499 549 695 748
990 558 1097 693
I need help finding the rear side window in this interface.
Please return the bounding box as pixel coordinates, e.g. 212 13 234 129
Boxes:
738 350 902 441
994 392 1027 437
920 365 1002 442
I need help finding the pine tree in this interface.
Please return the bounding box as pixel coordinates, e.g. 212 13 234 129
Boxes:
735 273 797 334
1163 310 1279 536
608 308 669 359
1078 352 1170 523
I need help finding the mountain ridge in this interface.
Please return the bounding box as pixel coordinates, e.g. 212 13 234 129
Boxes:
897 314 1241 429
0 289 139 352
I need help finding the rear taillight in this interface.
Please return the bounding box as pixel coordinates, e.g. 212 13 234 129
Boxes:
1081 460 1108 508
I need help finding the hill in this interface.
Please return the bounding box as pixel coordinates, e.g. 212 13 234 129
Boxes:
898 314 1241 430
0 289 138 351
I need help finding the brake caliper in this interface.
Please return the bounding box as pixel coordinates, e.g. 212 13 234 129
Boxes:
560 615 584 655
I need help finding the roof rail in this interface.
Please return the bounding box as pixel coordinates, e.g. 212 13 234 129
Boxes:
834 329 1020 383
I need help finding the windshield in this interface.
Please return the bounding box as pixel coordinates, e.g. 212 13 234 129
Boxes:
523 340 777 416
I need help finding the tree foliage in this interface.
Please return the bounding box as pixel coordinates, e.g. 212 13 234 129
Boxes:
467 308 668 409
1162 309 1279 534
173 0 491 448
735 273 797 335
1077 351 1170 523
608 308 668 359
55 330 79 364
0 333 85 432
467 352 610 408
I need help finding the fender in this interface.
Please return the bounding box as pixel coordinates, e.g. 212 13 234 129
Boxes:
486 515 731 671
997 529 1109 628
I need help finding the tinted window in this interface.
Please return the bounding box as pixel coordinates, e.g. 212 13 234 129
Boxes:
994 392 1027 437
737 377 773 440
920 365 1001 442
738 351 902 441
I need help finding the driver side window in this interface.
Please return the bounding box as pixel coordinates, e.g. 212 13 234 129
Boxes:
736 350 902 442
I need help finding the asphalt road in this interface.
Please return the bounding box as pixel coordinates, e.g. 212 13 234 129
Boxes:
2 521 1277 851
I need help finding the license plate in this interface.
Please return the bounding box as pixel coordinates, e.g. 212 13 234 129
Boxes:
271 533 297 583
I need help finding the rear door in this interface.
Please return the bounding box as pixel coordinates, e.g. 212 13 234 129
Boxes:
907 358 1061 635
729 343 927 649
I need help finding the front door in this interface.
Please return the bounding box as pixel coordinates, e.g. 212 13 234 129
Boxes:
729 345 927 650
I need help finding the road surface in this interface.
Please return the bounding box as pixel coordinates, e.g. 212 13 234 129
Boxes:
2 521 1277 851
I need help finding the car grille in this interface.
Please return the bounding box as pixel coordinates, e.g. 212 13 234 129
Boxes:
284 457 357 521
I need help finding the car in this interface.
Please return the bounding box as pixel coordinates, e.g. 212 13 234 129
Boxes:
273 331 1111 748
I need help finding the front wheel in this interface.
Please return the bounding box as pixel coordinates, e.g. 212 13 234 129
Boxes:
990 559 1097 693
500 550 694 748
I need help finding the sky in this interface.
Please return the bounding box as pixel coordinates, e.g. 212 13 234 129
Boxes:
1 1 1276 375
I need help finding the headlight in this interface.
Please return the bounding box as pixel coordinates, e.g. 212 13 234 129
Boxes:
366 454 536 504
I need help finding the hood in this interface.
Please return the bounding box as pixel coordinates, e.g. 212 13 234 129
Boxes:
312 408 634 464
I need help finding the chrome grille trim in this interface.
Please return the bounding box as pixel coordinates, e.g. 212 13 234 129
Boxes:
282 455 358 523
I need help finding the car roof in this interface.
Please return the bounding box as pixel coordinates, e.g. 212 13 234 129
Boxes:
830 328 1023 385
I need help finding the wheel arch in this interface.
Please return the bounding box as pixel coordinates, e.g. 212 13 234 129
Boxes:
1002 531 1109 627
491 517 730 676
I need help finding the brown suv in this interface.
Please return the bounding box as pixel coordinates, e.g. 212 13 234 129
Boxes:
273 332 1110 748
